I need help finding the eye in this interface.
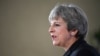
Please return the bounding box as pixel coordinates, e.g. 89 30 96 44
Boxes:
54 24 60 26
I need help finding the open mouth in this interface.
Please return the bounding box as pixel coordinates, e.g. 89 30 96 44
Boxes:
51 35 57 40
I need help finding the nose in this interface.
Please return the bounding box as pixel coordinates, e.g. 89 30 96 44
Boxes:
48 26 55 33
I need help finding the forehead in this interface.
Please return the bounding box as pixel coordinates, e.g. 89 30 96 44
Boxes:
49 17 66 24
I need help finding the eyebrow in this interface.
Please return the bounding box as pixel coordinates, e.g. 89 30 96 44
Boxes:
53 21 62 24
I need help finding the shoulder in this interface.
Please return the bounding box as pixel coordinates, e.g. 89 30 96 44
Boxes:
74 48 98 56
71 42 100 56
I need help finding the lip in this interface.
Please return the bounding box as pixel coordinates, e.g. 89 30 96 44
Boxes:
51 35 57 40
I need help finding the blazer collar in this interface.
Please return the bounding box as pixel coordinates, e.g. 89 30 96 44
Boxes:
63 38 85 56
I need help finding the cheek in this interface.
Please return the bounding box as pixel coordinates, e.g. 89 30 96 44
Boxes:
57 28 71 46
59 27 69 35
60 32 70 41
58 28 70 40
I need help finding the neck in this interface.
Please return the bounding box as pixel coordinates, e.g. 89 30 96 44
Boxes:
63 37 78 52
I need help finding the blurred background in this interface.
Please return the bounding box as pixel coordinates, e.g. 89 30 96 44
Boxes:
0 0 100 56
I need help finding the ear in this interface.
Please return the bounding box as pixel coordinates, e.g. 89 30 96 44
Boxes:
70 29 78 37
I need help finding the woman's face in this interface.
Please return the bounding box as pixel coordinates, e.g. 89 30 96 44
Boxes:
49 17 71 47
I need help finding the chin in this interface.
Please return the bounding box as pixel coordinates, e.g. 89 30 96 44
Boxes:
53 41 60 46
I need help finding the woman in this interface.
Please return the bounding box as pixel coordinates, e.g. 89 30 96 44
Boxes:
48 4 100 56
